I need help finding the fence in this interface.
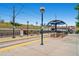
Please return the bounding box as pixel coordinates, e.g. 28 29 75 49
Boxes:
0 28 41 37
0 28 20 37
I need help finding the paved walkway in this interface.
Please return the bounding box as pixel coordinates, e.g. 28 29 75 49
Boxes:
0 37 39 48
0 34 79 56
0 34 48 48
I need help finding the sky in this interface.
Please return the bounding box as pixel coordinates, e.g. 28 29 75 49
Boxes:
0 3 78 26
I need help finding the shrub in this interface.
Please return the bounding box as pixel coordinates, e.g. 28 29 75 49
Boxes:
76 22 79 27
76 30 79 34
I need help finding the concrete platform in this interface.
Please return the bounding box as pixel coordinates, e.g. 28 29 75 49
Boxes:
0 34 79 56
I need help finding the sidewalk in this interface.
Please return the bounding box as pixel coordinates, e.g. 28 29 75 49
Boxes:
0 37 40 48
0 34 49 48
0 34 79 56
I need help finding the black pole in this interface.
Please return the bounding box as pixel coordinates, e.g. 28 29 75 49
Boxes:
54 23 57 37
41 12 44 45
55 23 57 32
13 6 15 38
27 21 29 36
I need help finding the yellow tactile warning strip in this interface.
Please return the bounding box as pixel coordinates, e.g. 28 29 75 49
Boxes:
0 38 48 52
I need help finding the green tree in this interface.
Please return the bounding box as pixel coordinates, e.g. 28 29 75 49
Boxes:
75 4 79 27
10 21 22 26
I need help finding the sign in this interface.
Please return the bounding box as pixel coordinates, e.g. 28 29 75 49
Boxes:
20 29 23 37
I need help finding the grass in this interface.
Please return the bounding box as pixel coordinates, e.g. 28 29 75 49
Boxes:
0 22 13 28
0 22 41 29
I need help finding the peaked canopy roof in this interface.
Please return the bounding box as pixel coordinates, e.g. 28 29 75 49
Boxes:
47 20 66 26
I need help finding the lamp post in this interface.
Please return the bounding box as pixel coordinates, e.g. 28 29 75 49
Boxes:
40 7 45 45
27 21 29 36
12 6 16 38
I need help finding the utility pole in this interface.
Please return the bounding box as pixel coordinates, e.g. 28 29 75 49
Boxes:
11 5 23 38
27 21 29 36
12 6 16 38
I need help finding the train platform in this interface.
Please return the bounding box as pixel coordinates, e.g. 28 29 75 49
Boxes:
0 34 79 56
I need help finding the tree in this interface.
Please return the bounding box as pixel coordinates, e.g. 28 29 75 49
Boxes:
75 4 79 27
0 19 4 23
10 21 22 26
